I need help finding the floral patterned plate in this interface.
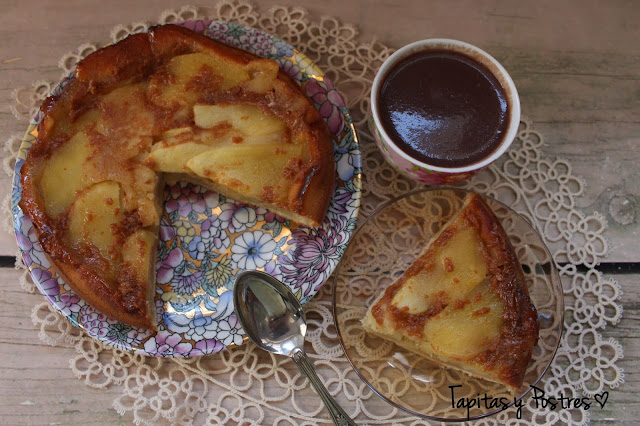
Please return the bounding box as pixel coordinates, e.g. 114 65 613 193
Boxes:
12 21 361 357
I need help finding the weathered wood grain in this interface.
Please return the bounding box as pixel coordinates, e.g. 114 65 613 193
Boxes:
1 0 638 259
0 0 638 423
0 268 125 425
589 273 640 424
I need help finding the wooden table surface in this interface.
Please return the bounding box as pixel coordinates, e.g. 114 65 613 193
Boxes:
1 1 638 424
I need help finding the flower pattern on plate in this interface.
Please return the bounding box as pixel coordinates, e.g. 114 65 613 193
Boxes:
12 21 361 357
279 214 356 297
306 78 345 136
231 230 277 270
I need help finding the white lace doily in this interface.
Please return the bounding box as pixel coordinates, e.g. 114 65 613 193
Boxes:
4 1 623 424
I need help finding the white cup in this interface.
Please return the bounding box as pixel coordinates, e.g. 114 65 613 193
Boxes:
370 39 521 185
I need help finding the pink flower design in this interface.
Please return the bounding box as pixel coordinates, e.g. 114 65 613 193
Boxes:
306 78 345 136
143 330 193 357
165 183 218 218
157 248 184 284
58 293 81 316
279 216 351 296
31 268 59 301
190 338 225 356
159 220 175 242
265 211 286 224
278 59 302 82
204 23 229 41
17 216 47 268
80 305 112 339
179 20 212 34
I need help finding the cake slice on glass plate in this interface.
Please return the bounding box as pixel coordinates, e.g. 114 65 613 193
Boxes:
362 193 539 390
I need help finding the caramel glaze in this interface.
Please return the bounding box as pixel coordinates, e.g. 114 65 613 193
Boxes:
464 195 539 389
370 194 539 389
371 227 455 337
19 24 335 329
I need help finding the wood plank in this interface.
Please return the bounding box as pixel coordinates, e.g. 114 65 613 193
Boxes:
1 267 638 423
0 268 123 424
0 0 637 423
1 0 638 259
591 273 640 423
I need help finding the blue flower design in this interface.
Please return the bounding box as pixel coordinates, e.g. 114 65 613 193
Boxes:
165 308 218 341
336 146 362 182
274 40 294 57
188 236 207 261
216 315 244 347
231 231 276 270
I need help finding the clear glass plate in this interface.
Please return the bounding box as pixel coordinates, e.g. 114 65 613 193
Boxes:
332 188 563 421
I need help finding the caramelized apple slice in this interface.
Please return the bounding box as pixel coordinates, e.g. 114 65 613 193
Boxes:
95 83 155 139
186 143 302 201
193 104 286 141
147 112 286 174
244 60 279 94
392 225 488 314
40 131 93 217
127 165 162 228
66 181 124 263
145 142 214 173
424 280 504 360
153 126 238 148
148 52 251 112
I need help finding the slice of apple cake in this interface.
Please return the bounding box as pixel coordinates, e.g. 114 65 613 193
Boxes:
362 193 539 389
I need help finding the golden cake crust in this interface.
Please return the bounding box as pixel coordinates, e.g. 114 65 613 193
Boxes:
20 24 335 330
363 193 539 389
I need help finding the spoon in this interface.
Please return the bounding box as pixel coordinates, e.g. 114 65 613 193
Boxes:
233 270 356 426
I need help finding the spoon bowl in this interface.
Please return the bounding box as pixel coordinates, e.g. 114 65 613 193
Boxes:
233 270 306 357
233 270 355 426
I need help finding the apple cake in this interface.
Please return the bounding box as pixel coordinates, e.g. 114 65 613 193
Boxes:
19 24 335 329
361 193 539 389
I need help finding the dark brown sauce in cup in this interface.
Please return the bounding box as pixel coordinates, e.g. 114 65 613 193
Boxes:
378 50 510 168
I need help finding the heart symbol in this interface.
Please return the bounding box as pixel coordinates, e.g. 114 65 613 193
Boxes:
594 391 609 409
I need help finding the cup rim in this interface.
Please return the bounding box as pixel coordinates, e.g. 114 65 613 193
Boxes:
371 38 521 174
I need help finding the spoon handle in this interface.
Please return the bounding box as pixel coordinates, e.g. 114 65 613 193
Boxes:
292 349 356 426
